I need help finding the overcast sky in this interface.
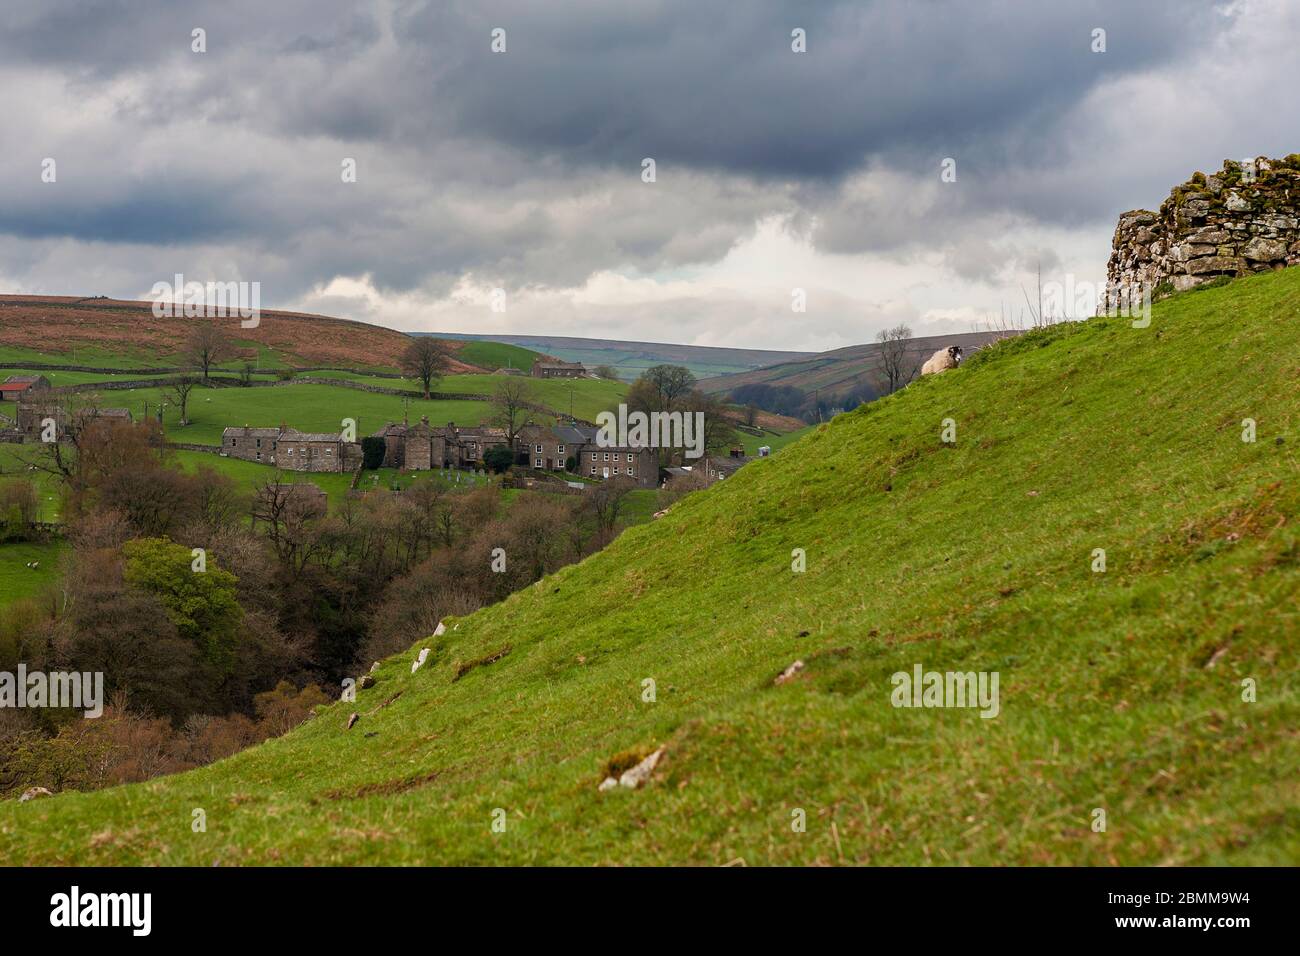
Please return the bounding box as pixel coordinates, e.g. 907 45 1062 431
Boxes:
2 0 1297 351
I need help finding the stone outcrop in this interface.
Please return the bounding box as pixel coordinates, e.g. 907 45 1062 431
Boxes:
1105 155 1300 309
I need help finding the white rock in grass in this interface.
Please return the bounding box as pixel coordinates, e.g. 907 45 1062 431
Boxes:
433 621 447 637
19 787 53 802
411 648 430 673
773 660 806 686
598 776 619 792
619 747 665 789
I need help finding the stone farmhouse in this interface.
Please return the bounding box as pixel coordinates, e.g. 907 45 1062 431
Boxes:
530 358 586 379
372 418 509 470
518 421 658 487
221 425 362 472
12 401 132 442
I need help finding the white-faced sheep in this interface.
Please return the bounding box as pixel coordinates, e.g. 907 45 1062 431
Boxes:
921 345 963 376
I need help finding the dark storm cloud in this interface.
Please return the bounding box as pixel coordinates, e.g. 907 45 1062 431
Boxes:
2 1 1216 179
0 0 1284 326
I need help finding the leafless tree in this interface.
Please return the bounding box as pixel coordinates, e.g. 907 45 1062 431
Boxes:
251 479 326 574
584 476 635 539
643 364 697 411
185 323 237 382
166 375 198 426
401 338 445 399
875 323 914 394
489 379 536 447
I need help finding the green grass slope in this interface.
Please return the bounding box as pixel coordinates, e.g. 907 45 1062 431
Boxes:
454 340 541 373
92 383 494 447
4 270 1299 865
0 540 66 609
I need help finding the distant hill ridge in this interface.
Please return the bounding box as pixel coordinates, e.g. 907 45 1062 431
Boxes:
699 329 1014 400
433 331 815 380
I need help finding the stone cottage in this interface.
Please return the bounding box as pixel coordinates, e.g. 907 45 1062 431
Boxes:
371 418 508 471
221 425 361 472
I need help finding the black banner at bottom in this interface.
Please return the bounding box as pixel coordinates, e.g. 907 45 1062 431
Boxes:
0 866 1284 943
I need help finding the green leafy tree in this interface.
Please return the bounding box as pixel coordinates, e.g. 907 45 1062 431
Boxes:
122 538 243 674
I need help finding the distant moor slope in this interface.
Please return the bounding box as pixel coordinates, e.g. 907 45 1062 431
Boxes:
0 295 477 373
3 270 1298 865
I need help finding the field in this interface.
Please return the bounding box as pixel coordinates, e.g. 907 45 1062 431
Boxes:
0 445 64 522
92 384 496 448
733 424 815 456
5 268 1296 865
0 539 66 608
452 340 541 373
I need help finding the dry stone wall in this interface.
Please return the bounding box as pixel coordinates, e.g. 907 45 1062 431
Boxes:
1105 155 1300 309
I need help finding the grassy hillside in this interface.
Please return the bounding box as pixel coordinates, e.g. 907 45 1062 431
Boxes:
453 340 541 373
4 269 1298 865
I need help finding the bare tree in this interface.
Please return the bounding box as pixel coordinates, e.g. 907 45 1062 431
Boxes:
186 323 236 382
489 379 536 447
584 477 635 540
401 338 445 399
251 478 326 574
875 324 914 394
643 364 697 411
166 375 198 426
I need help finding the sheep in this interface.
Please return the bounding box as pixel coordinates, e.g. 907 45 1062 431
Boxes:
921 345 964 376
